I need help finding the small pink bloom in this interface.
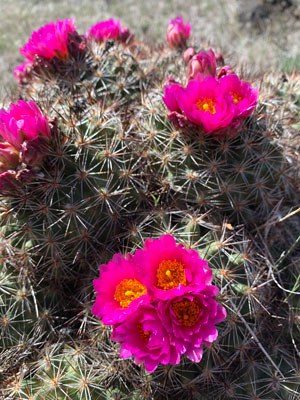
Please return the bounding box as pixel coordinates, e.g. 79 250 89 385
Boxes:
187 49 217 81
132 235 212 301
20 19 76 61
0 100 50 149
163 80 184 113
13 61 32 83
219 74 258 118
164 77 235 134
111 305 180 373
92 253 150 325
166 16 191 48
217 65 235 79
158 289 226 363
86 19 132 43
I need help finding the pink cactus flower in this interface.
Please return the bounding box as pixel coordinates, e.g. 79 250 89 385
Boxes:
164 77 235 134
86 19 132 43
158 288 226 363
92 253 150 325
132 235 212 301
219 74 258 118
112 305 180 373
20 19 77 61
187 49 217 81
0 100 50 149
13 61 32 83
166 16 191 48
163 79 184 113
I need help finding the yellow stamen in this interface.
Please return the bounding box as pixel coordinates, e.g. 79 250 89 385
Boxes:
114 279 146 308
231 92 243 104
156 260 186 290
196 98 216 114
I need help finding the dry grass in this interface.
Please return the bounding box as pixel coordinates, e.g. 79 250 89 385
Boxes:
0 0 299 100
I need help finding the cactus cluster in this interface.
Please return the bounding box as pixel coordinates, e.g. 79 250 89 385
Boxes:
1 16 299 400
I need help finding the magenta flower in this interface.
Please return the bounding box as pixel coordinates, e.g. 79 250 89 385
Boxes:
86 19 131 43
0 100 50 149
92 253 150 325
164 77 235 134
158 289 226 363
187 49 217 81
166 16 191 48
163 80 184 113
111 305 180 373
132 235 212 300
92 234 226 372
20 19 77 61
219 74 258 118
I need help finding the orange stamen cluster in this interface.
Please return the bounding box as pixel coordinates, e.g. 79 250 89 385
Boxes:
172 299 200 326
114 279 146 308
231 92 243 104
156 259 186 290
137 323 151 343
196 98 216 114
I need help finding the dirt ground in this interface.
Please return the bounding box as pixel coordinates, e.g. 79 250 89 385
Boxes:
0 0 299 99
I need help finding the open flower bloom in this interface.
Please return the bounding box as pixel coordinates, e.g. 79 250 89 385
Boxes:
164 77 235 134
219 74 258 118
0 100 50 150
92 253 150 325
158 288 226 363
20 19 77 61
132 234 212 300
92 234 226 372
111 305 180 373
187 49 217 81
166 16 190 48
86 19 131 43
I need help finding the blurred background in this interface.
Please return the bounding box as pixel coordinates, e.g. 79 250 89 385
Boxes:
0 0 299 97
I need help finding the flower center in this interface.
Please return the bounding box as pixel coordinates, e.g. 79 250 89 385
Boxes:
230 92 243 104
156 260 186 290
137 323 151 343
172 299 200 326
114 279 146 308
196 98 216 114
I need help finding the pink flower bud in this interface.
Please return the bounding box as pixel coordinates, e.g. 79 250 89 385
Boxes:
217 65 235 79
13 62 32 83
187 49 217 81
183 47 196 64
166 16 191 48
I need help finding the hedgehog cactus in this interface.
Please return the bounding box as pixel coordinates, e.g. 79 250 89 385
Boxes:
1 16 299 400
